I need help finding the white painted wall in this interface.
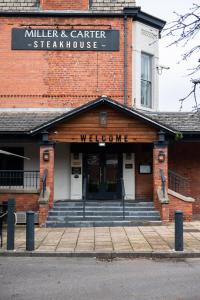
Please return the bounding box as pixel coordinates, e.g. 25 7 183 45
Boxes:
123 153 135 200
132 21 159 111
70 153 82 200
54 143 71 201
24 143 40 171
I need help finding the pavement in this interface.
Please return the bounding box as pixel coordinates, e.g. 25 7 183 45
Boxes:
1 257 200 300
1 221 200 257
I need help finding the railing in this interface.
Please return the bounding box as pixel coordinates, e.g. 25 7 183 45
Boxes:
160 169 166 198
168 170 189 197
82 177 87 219
42 169 48 198
121 178 125 220
0 170 40 191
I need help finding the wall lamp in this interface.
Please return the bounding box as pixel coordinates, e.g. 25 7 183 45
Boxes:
158 151 165 163
43 150 50 162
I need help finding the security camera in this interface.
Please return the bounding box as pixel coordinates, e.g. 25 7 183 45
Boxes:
157 65 170 70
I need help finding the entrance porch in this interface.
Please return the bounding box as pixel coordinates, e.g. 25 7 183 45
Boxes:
0 98 195 225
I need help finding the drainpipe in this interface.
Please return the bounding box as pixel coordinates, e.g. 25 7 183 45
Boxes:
124 15 128 106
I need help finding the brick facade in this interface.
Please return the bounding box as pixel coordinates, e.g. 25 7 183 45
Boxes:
0 193 39 211
0 16 132 108
169 142 200 216
39 144 55 209
41 0 89 11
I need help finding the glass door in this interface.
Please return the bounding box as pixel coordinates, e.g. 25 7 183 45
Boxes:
85 152 122 200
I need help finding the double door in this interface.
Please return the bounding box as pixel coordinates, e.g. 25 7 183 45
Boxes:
84 152 122 200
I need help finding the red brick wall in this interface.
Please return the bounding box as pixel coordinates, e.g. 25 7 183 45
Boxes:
40 144 55 208
0 193 39 211
169 142 200 215
153 144 168 210
0 16 132 108
41 0 89 10
168 194 193 221
135 144 153 201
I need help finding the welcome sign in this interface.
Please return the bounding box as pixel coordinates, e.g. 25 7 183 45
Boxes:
12 28 120 51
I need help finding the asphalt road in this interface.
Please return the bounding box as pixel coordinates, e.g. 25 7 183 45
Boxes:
1 257 200 300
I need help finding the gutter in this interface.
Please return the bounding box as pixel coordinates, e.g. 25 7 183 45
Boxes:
0 7 166 31
124 15 128 106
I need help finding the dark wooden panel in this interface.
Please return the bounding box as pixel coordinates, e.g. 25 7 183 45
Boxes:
49 104 158 143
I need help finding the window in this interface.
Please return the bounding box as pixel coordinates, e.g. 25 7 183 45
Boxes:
141 53 152 108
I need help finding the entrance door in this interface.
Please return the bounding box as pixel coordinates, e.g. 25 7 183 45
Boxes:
85 152 122 200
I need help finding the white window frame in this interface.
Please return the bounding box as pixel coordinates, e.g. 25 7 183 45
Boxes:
141 52 153 109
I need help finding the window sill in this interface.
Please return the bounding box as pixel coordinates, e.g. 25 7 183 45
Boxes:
0 188 40 194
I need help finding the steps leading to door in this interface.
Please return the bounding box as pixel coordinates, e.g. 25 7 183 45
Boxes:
46 201 161 227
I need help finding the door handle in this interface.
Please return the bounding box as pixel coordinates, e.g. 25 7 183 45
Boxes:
100 167 102 183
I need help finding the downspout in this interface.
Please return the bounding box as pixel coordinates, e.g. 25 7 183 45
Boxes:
124 15 128 106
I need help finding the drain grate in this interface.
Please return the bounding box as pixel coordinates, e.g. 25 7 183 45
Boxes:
184 228 200 233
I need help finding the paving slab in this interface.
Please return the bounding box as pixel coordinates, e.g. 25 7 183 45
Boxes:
2 222 200 257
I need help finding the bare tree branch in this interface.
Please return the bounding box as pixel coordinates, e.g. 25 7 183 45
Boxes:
163 3 200 111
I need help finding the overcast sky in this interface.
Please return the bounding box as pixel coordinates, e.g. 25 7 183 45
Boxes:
137 0 199 111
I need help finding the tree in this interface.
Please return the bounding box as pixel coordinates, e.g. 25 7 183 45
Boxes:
163 3 200 111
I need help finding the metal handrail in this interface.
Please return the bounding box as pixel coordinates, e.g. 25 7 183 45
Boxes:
168 169 189 196
160 169 166 198
82 177 87 219
121 178 125 220
42 169 48 198
0 170 40 190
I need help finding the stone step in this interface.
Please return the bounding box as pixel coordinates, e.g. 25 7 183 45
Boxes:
46 220 162 228
48 211 160 217
47 215 161 222
54 201 153 207
49 207 156 212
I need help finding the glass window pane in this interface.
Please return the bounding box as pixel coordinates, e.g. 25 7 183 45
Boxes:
141 53 152 108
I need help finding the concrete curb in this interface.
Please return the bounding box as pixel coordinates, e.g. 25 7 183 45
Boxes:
1 250 200 259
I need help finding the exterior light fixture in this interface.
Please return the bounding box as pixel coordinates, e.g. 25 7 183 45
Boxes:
43 150 50 162
158 151 165 163
99 142 106 147
99 112 107 126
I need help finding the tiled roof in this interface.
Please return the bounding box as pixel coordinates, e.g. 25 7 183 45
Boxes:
141 111 200 133
0 111 63 133
0 0 39 11
0 105 200 134
0 0 135 12
90 0 136 12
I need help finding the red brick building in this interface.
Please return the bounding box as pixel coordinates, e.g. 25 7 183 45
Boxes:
0 0 199 226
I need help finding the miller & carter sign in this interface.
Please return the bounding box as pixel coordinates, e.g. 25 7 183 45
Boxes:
12 28 120 51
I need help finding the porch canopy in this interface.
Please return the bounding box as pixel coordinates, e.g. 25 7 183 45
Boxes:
29 97 177 142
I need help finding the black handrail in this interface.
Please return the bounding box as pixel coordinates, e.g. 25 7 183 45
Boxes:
121 178 125 220
160 169 166 198
82 177 87 219
168 170 189 196
42 169 48 198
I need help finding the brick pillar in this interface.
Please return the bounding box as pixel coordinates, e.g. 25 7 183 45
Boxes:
40 143 55 209
153 142 168 210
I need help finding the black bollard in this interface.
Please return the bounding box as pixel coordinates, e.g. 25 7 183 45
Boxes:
175 210 184 251
26 211 35 251
7 199 15 250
